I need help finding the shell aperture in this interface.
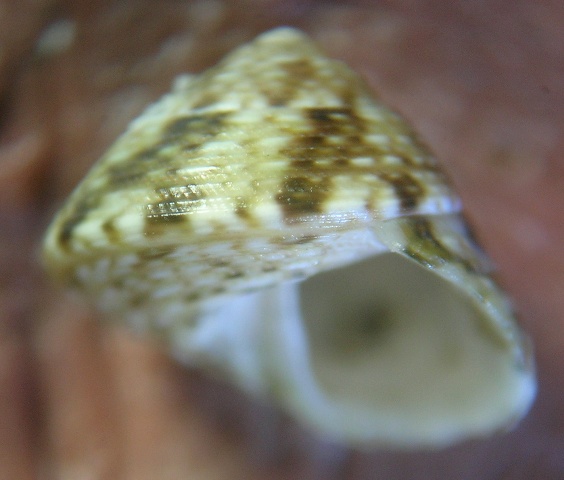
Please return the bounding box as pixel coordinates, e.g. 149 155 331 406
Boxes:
42 27 536 447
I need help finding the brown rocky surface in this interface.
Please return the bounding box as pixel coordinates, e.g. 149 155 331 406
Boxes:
0 1 562 478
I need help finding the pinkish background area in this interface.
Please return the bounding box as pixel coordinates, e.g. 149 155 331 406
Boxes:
0 1 562 478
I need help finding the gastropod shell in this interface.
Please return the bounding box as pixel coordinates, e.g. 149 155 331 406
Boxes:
42 27 536 448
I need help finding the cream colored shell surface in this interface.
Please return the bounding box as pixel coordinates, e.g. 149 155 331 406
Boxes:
43 28 463 312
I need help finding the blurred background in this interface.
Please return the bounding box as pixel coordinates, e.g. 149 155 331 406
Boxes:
0 0 562 478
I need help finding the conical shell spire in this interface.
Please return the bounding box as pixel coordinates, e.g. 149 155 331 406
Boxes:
44 28 458 279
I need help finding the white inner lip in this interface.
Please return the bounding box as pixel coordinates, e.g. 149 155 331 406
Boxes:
172 251 535 447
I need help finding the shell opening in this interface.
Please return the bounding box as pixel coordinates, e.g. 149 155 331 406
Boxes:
289 252 535 446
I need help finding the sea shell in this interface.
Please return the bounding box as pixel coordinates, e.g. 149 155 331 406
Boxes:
42 27 536 448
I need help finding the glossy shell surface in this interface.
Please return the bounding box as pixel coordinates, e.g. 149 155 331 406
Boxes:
43 28 464 320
